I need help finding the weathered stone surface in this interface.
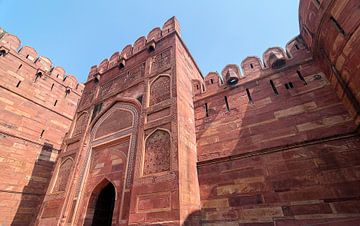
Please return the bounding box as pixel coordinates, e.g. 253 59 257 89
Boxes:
1 1 360 225
0 30 82 225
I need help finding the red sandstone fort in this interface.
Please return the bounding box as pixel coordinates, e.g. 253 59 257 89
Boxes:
0 0 360 225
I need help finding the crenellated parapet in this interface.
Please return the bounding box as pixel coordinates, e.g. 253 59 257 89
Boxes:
240 56 262 76
285 36 307 59
194 35 310 98
0 28 85 226
222 64 241 85
263 47 287 69
0 30 84 94
203 71 223 92
86 17 180 82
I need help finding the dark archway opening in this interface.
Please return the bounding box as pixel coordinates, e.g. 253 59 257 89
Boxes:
91 183 115 226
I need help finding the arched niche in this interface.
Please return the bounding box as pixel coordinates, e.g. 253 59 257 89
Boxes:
73 112 89 137
89 101 140 187
94 109 133 139
149 74 171 106
72 100 140 225
52 157 74 193
143 129 171 175
84 178 116 226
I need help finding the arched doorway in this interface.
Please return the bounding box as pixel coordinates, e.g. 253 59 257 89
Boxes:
86 182 115 226
77 101 140 225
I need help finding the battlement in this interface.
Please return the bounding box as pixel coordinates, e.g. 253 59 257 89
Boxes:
86 17 180 82
0 28 85 226
0 29 84 94
1 2 359 225
193 35 310 99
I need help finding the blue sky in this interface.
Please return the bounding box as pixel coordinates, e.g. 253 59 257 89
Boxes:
0 0 300 82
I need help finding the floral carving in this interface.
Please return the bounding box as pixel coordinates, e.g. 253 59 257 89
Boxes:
150 76 170 106
143 130 170 175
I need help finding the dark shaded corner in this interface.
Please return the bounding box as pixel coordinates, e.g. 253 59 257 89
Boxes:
11 142 55 226
184 210 202 226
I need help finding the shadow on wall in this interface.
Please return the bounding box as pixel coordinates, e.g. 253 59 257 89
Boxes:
183 210 202 226
195 53 360 224
11 142 55 226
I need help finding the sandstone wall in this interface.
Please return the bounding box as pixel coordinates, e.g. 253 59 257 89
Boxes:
193 8 360 223
198 135 360 225
37 17 202 226
2 0 359 225
299 0 360 125
0 30 82 225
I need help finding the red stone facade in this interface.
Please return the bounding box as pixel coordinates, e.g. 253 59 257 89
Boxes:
34 17 202 226
0 29 83 225
1 0 360 225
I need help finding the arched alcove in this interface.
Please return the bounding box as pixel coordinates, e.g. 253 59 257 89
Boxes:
52 157 74 193
73 112 89 137
94 109 133 139
149 75 171 106
84 179 116 226
143 129 171 175
72 99 141 225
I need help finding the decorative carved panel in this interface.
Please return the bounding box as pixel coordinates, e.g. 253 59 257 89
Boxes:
149 76 171 106
99 63 145 99
143 130 170 175
94 109 133 139
73 113 88 137
152 49 171 72
78 90 94 109
53 158 73 192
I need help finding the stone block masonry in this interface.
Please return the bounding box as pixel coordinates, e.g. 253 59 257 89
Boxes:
1 0 360 225
0 29 83 225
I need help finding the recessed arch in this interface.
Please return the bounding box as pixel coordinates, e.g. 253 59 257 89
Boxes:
148 74 171 106
84 178 116 226
72 111 89 137
52 157 74 193
94 108 134 139
72 98 141 225
143 128 171 176
89 100 140 186
89 97 141 130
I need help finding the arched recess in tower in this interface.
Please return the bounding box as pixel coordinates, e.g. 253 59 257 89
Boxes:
84 179 116 226
72 100 141 225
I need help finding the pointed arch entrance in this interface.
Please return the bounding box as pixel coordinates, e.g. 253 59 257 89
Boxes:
85 180 116 226
70 100 141 225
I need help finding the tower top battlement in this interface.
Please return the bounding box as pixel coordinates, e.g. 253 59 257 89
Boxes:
87 17 181 82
